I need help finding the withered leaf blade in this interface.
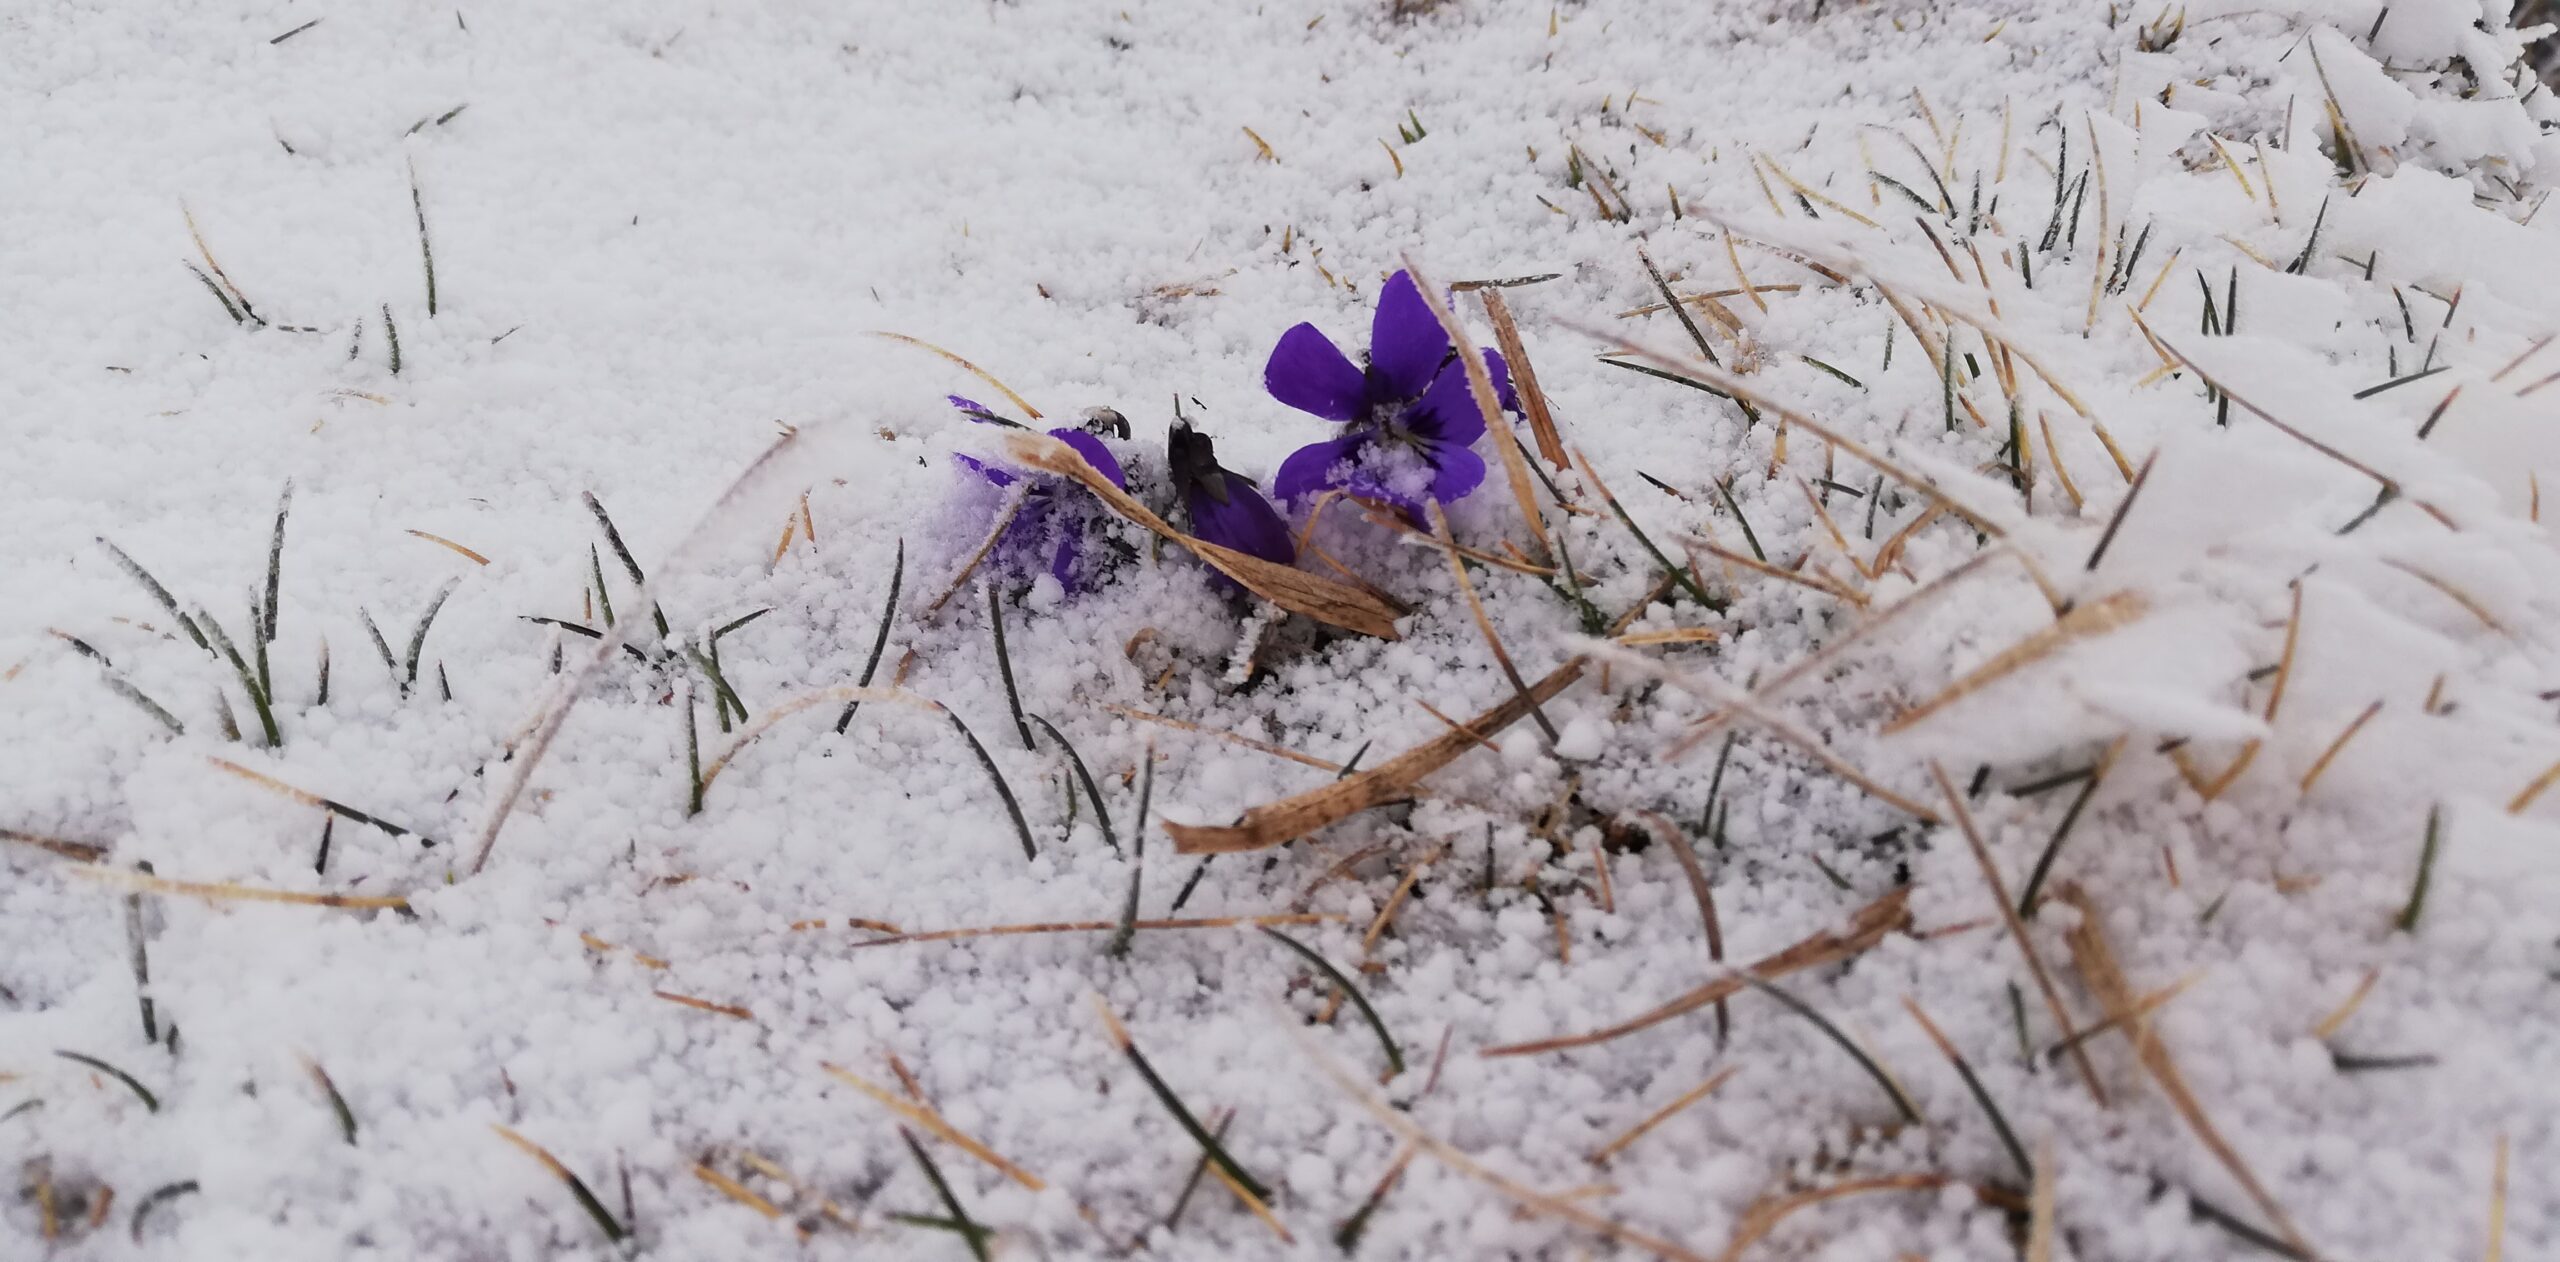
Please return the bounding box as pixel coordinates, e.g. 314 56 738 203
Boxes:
1166 658 1587 855
1003 430 1404 640
1482 886 1912 1056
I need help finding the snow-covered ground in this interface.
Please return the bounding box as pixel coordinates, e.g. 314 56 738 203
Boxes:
5 0 2557 1257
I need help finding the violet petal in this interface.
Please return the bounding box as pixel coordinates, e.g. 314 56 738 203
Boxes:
1264 323 1368 421
1367 270 1453 401
1273 432 1375 503
1187 475 1296 565
1048 427 1127 489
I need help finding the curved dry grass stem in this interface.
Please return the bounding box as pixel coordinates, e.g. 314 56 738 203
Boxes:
405 529 490 565
2506 755 2560 814
1101 704 1342 771
699 685 933 791
1718 1174 1952 1262
68 865 410 912
1670 548 2007 758
2300 700 2383 795
823 1064 1047 1191
1165 658 1587 854
925 483 1029 616
1588 330 2007 538
1930 762 2106 1105
859 912 1335 947
1590 1066 1739 1165
1884 591 2150 734
2058 883 2320 1261
1598 643 1941 822
1296 1030 1714 1262
1427 500 1558 746
869 331 1042 419
1483 887 1910 1057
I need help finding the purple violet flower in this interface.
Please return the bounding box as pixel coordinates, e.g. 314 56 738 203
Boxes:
1167 419 1294 567
948 396 1129 589
1264 270 1519 516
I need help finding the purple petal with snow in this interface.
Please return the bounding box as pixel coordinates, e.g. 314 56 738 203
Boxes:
1048 427 1127 488
1273 432 1374 503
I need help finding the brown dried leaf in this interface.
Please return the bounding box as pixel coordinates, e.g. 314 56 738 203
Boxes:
1165 658 1587 854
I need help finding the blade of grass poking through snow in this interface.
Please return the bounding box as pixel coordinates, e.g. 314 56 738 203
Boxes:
469 431 808 874
408 158 436 316
207 756 436 846
382 304 401 375
1932 763 2104 1103
1402 257 1549 560
1637 245 1760 428
261 481 291 652
98 540 208 651
683 683 703 817
947 710 1035 861
1262 927 1403 1078
581 492 671 643
129 1181 199 1242
1737 975 1920 1123
1091 997 1282 1224
359 608 398 682
197 609 279 745
53 631 185 735
55 1051 158 1112
685 646 745 732
586 545 616 628
1108 745 1153 957
188 262 248 323
1712 477 1765 561
1003 430 1403 639
301 1056 356 1144
125 865 155 1041
403 577 458 694
869 331 1044 419
835 539 903 733
1637 811 1729 1044
1165 657 1586 854
1167 1107 1237 1231
1904 999 2032 1184
2018 737 2123 917
1030 716 1114 852
2395 805 2440 932
1574 450 1719 608
899 1128 992 1262
986 580 1033 750
492 1125 626 1244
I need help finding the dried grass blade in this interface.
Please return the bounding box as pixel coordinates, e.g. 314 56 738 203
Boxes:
1485 887 1910 1056
1165 658 1586 854
2057 883 2319 1260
